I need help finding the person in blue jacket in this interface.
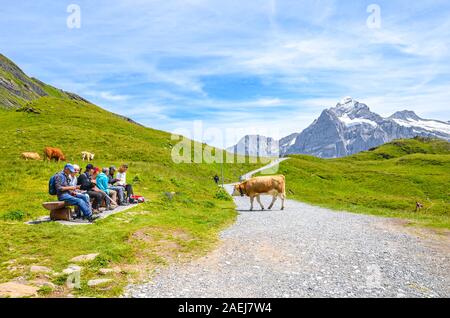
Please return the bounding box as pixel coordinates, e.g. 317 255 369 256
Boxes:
94 167 117 210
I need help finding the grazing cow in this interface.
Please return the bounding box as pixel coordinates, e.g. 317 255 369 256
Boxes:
81 151 95 161
21 152 41 160
232 175 286 211
43 147 66 162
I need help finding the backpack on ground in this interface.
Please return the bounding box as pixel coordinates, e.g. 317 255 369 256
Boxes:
130 195 145 203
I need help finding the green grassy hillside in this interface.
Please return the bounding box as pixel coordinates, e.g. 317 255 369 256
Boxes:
0 54 88 109
268 137 450 229
0 96 260 297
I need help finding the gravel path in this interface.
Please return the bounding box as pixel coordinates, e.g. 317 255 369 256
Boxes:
125 185 449 298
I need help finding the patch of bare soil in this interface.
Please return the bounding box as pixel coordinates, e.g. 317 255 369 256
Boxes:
375 218 450 254
126 227 195 282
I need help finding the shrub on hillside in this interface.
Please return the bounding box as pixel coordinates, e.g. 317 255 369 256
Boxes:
214 188 232 201
1 210 29 221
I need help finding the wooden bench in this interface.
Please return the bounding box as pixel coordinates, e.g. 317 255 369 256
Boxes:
42 201 76 221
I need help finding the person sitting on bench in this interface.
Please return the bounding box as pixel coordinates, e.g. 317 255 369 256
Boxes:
108 166 127 206
55 164 97 222
116 164 134 202
70 164 90 209
78 164 106 214
95 167 117 211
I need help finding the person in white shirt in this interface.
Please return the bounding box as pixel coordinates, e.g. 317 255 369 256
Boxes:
69 164 91 217
116 164 134 202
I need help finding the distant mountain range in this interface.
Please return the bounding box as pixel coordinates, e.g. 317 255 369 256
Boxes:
228 97 450 158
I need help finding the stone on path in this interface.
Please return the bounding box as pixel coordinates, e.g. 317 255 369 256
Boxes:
0 282 38 298
63 265 82 275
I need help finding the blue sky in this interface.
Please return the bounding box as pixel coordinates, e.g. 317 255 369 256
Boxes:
1 0 449 147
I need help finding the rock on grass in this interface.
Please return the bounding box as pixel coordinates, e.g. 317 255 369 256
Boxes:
0 282 38 298
70 253 99 263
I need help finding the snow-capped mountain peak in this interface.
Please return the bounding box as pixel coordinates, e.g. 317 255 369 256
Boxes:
389 110 422 121
229 98 449 159
328 98 382 128
337 96 356 107
389 112 450 135
332 97 373 118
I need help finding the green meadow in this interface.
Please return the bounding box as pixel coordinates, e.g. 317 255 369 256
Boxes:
263 137 450 229
0 97 261 297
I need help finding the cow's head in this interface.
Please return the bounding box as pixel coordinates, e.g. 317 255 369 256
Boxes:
91 154 95 160
60 155 67 161
232 183 245 197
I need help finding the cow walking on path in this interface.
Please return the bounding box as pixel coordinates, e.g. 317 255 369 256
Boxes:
232 175 286 211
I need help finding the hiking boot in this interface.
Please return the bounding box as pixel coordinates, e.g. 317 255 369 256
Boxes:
92 209 100 214
87 215 99 223
106 206 115 211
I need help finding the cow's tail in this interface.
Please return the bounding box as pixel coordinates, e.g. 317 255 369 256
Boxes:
281 175 286 197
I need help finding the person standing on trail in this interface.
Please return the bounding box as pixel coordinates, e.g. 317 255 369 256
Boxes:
213 174 220 185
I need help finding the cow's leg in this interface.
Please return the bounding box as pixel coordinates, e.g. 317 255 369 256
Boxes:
256 195 264 210
249 196 254 211
279 193 285 210
268 194 277 210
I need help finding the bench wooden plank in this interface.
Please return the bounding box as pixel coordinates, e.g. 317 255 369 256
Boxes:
42 201 73 211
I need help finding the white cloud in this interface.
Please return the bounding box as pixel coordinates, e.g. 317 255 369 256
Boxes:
97 91 129 101
1 0 449 143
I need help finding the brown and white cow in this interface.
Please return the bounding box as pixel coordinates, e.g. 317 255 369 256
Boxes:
21 152 41 160
43 147 66 162
232 175 286 211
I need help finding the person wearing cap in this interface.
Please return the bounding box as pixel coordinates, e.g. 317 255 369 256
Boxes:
69 164 90 216
108 166 119 184
55 164 97 222
77 164 106 213
69 164 81 187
